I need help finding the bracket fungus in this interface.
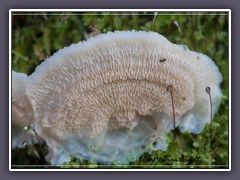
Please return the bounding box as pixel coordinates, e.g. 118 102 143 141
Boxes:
12 30 222 165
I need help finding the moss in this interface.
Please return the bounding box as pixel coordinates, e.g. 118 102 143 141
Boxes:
11 11 229 169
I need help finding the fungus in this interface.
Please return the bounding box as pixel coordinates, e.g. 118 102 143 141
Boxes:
12 30 222 165
12 71 34 148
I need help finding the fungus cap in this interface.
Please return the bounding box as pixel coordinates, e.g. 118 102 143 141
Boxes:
12 30 222 165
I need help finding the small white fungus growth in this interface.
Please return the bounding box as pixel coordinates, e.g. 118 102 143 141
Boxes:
12 30 222 165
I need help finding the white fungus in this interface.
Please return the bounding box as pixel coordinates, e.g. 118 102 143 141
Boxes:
12 30 222 165
12 71 34 147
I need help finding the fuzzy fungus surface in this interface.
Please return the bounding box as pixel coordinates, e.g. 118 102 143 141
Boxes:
12 30 222 165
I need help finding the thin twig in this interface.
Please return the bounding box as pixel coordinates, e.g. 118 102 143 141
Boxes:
205 86 213 165
167 85 176 139
191 14 196 50
205 87 213 142
213 16 219 59
110 15 115 31
151 12 158 31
